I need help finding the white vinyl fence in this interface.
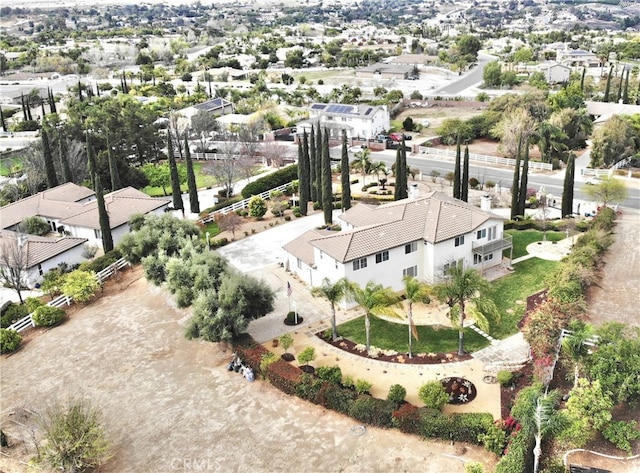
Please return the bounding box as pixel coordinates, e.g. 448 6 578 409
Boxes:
6 258 131 333
418 146 553 171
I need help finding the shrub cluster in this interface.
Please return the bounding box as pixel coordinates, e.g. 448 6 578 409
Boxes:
241 165 298 198
0 328 22 353
78 249 123 274
1 302 29 328
32 306 65 327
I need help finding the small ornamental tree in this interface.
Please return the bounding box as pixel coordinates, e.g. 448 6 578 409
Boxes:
216 212 243 239
387 384 407 405
248 196 267 219
418 381 449 411
18 216 51 236
61 270 100 303
297 346 316 367
279 333 293 354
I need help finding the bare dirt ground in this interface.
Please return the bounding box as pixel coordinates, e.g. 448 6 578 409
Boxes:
586 208 640 328
0 267 497 473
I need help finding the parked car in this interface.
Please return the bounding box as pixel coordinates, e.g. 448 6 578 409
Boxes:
585 176 602 185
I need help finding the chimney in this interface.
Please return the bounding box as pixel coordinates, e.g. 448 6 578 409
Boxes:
481 194 492 212
409 183 419 200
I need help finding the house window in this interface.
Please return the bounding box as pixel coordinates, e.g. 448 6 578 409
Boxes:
483 254 494 261
375 251 389 263
352 257 367 271
297 258 302 270
403 265 417 278
476 229 486 239
94 229 102 239
473 254 481 265
454 235 465 247
37 264 43 276
405 242 417 254
488 226 497 241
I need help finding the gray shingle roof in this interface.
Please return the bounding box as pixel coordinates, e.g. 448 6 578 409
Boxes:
288 192 504 264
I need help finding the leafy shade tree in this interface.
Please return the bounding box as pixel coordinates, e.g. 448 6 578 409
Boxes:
38 397 112 473
94 176 114 253
321 128 333 225
340 130 352 211
42 128 59 189
562 153 575 217
461 144 469 202
184 135 199 214
403 277 431 358
483 61 502 87
61 270 100 303
185 271 275 342
311 278 353 341
584 176 628 207
433 265 499 356
0 233 29 304
453 136 462 199
191 109 219 153
589 115 638 168
349 281 401 351
298 133 310 215
167 134 183 211
18 216 50 236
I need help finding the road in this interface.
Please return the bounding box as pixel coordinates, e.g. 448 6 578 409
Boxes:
355 149 640 210
432 53 496 96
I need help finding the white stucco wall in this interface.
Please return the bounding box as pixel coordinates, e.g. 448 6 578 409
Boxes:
24 243 87 288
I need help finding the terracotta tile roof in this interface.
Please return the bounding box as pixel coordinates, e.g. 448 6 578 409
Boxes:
0 230 87 268
0 184 170 231
288 192 505 263
282 229 334 266
61 188 171 230
0 183 95 229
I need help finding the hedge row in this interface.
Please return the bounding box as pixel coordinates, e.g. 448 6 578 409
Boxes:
504 219 588 232
241 165 298 198
78 249 123 274
233 337 493 444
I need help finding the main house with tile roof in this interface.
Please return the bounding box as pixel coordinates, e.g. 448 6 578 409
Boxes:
283 191 512 293
0 183 170 287
296 102 390 141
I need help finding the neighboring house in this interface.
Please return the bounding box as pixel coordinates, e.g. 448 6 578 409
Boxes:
0 230 87 289
177 98 235 130
283 191 512 295
297 103 390 140
356 62 414 80
538 62 571 84
0 182 170 251
555 48 599 68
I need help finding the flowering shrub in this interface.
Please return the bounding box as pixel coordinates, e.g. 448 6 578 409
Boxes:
266 359 303 395
367 346 381 358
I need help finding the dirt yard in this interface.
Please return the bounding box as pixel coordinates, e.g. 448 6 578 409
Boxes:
0 267 497 473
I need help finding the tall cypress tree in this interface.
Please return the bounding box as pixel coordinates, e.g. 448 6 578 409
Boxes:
77 80 83 102
394 140 408 200
86 132 97 189
0 105 5 131
562 153 575 218
394 146 402 200
21 94 28 121
510 137 523 220
299 131 310 215
95 175 114 253
41 128 59 188
517 138 530 217
616 69 624 103
400 141 408 200
167 133 183 211
623 69 630 104
48 88 57 114
315 124 323 207
321 129 332 225
26 97 33 121
453 135 462 199
106 130 121 191
580 67 586 91
603 65 613 102
185 135 199 214
309 125 317 202
341 130 351 211
461 145 469 202
57 130 72 183
40 101 46 121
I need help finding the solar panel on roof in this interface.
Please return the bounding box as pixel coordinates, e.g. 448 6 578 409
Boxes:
364 108 372 115
311 104 326 110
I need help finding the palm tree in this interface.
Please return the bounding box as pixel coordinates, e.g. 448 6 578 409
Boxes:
370 161 387 187
311 278 353 342
561 321 594 389
432 265 499 356
351 148 373 186
534 121 568 164
532 391 562 473
349 281 401 351
403 276 431 359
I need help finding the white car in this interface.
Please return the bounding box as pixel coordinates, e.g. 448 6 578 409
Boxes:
585 176 602 185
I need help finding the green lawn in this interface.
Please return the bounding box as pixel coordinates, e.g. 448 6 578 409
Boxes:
337 316 491 354
201 221 220 238
142 161 218 197
488 257 560 339
505 229 566 259
0 156 23 177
